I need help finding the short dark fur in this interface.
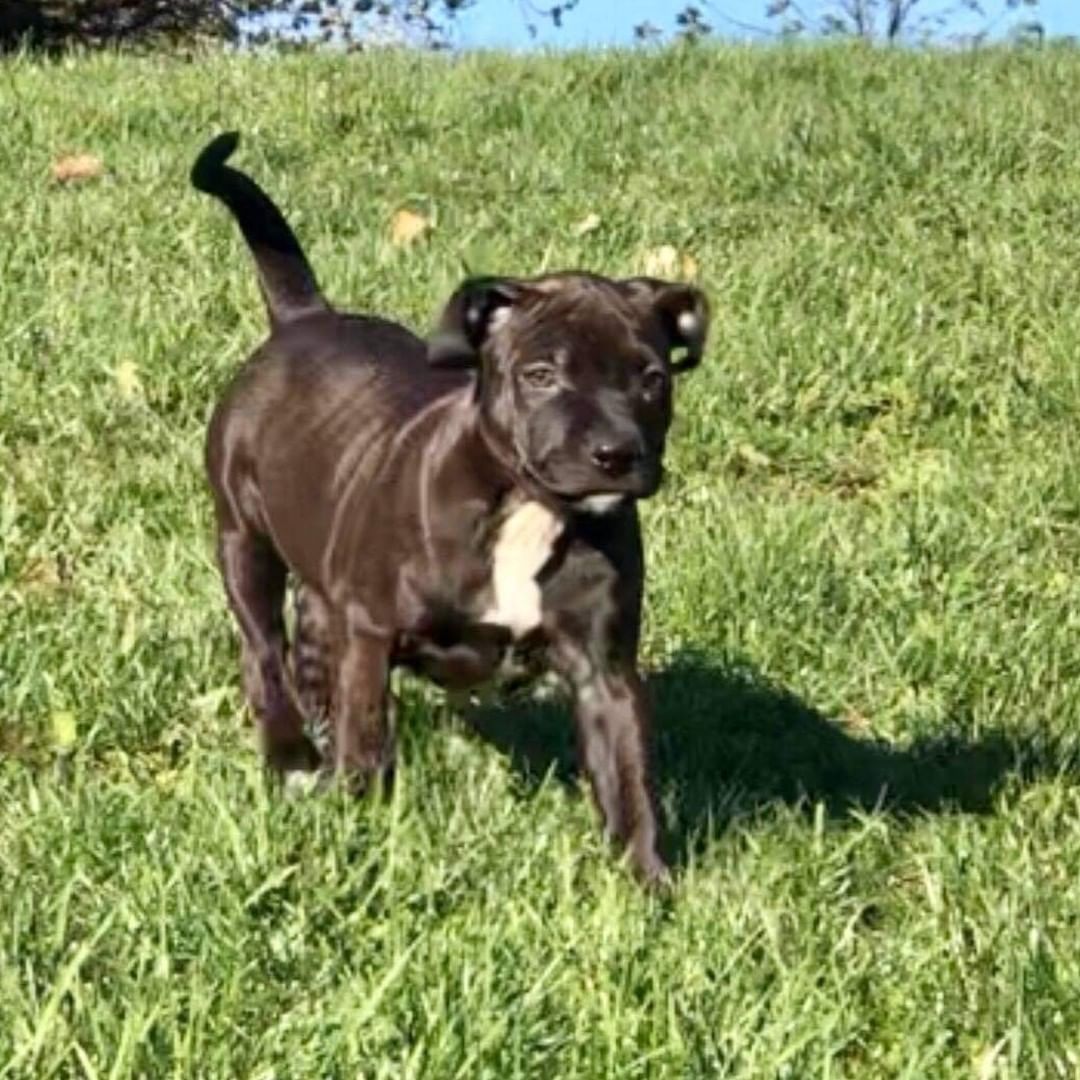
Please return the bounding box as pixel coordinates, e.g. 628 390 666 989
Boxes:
192 132 710 884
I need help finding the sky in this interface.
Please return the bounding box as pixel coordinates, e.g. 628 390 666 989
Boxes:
453 0 1078 50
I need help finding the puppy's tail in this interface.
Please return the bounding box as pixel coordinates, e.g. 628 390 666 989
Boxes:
191 132 329 328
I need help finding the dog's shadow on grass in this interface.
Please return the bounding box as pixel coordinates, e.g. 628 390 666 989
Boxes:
465 650 1076 865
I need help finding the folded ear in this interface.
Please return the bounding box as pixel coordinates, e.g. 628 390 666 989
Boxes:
620 278 710 373
428 277 524 368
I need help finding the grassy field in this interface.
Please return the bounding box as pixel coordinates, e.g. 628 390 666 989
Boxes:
5 39 1080 1077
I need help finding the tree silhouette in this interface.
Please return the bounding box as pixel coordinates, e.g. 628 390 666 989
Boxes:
0 0 1046 52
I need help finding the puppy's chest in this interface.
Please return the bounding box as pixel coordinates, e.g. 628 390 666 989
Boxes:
397 500 564 692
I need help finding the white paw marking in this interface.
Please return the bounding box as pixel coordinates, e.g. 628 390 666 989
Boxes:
283 770 322 799
482 500 563 638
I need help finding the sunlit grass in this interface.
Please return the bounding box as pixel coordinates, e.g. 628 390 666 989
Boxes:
4 41 1080 1076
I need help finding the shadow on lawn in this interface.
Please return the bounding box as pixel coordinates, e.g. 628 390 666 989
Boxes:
466 650 1079 866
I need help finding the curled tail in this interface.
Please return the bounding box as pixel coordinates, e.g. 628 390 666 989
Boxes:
191 131 329 327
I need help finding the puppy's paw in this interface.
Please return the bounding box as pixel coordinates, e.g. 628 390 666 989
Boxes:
632 850 674 893
332 733 397 799
339 759 396 801
282 768 328 800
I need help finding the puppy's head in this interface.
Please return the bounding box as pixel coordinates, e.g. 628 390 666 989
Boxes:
428 272 709 511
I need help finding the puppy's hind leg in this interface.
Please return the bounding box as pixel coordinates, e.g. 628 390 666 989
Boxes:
217 527 321 777
292 583 335 760
335 628 395 796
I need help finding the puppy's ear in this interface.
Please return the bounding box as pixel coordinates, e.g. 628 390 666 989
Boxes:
620 278 710 373
428 277 522 368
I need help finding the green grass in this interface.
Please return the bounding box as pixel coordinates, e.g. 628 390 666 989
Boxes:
5 39 1080 1077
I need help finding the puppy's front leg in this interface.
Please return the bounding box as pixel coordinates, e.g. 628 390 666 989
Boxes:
335 630 394 792
570 667 669 886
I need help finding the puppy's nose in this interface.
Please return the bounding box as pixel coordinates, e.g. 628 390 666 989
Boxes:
590 438 643 477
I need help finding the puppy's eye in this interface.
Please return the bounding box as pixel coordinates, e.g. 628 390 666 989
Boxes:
642 369 667 399
522 364 557 389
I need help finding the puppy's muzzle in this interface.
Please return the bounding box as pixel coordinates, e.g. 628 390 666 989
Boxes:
589 436 644 479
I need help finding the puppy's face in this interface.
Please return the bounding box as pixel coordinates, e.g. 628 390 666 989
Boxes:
429 273 709 510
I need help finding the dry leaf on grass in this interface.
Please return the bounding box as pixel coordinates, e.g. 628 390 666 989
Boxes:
390 208 432 247
641 244 699 280
114 360 143 401
680 253 699 279
50 710 78 752
972 1039 1008 1080
729 443 774 474
52 153 105 184
571 212 602 237
839 709 872 735
17 557 63 594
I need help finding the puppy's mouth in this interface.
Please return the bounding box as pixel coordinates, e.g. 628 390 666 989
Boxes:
521 460 664 509
574 492 629 515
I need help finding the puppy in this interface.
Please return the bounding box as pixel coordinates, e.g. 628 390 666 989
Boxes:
192 132 709 884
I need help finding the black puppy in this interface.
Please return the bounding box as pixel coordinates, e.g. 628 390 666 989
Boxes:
192 132 709 884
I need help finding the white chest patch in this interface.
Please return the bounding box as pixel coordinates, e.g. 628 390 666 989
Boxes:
481 500 564 638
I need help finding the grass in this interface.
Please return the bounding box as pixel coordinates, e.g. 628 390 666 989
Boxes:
4 38 1080 1076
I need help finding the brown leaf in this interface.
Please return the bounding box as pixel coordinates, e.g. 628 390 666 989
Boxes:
114 360 143 401
571 212 602 237
840 709 872 734
972 1039 1008 1080
641 244 699 280
389 208 432 247
50 710 78 752
729 443 773 474
52 153 105 184
641 245 679 277
18 557 62 594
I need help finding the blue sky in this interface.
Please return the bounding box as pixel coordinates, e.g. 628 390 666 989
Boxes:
454 0 1077 49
